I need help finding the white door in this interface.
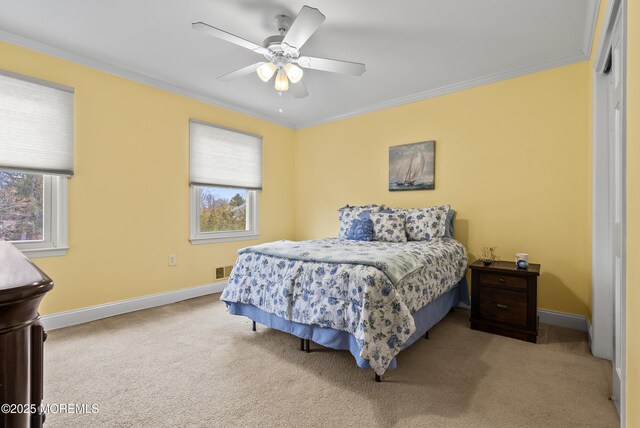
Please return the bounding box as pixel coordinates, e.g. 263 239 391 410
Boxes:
608 7 625 419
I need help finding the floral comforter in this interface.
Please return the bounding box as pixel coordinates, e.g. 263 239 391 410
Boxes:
221 238 468 375
235 239 431 285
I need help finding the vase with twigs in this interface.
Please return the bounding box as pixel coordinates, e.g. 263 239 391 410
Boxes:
480 247 498 265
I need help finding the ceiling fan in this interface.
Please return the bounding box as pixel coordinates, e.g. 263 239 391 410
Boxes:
192 5 366 98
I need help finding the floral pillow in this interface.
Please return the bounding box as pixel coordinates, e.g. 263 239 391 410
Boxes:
400 205 451 241
358 207 393 220
338 205 383 238
369 212 407 243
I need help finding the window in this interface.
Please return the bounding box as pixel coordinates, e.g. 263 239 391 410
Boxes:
0 170 67 256
199 187 249 232
0 171 44 241
189 120 261 244
0 70 73 257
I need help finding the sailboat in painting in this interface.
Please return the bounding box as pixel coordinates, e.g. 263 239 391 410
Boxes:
389 141 435 191
395 148 426 187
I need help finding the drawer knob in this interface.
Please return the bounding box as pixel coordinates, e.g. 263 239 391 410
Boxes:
499 277 505 283
496 304 508 309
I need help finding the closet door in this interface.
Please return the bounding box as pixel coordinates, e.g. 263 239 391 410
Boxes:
608 6 626 418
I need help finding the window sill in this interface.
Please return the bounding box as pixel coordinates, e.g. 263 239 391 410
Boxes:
19 247 69 259
190 234 259 245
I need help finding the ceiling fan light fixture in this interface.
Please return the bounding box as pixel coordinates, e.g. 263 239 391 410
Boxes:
274 70 289 92
256 62 277 82
284 63 303 84
194 5 365 99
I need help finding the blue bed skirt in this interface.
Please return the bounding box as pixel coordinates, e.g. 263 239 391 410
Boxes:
226 278 469 371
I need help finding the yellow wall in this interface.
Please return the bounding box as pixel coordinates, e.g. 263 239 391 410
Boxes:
3 3 636 422
626 0 639 424
2 8 636 419
294 62 592 316
0 41 296 315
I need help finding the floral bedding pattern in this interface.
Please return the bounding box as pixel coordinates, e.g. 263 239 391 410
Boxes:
337 205 383 238
237 238 425 285
395 205 451 241
370 212 408 243
222 238 468 375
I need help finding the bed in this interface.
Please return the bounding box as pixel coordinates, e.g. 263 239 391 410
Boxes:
221 206 468 381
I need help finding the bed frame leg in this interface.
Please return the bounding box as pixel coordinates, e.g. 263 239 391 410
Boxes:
300 338 305 351
375 373 381 383
424 330 429 340
305 339 311 353
252 321 256 332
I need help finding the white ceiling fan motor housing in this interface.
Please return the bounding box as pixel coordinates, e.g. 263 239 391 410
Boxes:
263 15 299 66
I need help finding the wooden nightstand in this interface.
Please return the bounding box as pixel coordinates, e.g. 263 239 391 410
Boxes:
469 260 540 343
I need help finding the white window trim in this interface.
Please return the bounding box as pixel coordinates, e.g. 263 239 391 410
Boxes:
12 175 69 258
189 186 259 245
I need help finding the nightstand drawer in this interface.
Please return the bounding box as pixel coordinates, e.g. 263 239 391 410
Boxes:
478 285 527 327
478 272 527 290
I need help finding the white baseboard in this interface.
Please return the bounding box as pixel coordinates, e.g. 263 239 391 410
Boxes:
40 285 589 333
538 308 589 332
40 281 226 330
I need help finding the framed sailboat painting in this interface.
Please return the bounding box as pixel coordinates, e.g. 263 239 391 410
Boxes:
389 140 435 191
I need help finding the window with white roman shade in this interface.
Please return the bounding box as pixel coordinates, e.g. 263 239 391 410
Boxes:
0 70 73 258
0 70 74 176
189 119 262 189
189 120 262 244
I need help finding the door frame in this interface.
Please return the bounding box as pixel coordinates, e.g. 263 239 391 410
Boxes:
591 0 626 424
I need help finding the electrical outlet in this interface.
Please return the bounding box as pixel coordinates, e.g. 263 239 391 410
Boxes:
224 266 233 277
215 267 224 279
168 254 177 267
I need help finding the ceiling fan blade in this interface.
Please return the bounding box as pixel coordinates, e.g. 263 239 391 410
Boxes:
218 62 265 82
297 56 366 76
192 22 268 55
282 6 326 50
290 81 309 98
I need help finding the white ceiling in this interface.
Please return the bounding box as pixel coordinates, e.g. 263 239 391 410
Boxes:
0 0 597 128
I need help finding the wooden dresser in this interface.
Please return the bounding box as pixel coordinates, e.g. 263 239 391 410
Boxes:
469 260 540 343
0 243 54 428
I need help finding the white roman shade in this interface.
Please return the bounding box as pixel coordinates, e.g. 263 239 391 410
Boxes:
0 70 74 176
189 120 262 190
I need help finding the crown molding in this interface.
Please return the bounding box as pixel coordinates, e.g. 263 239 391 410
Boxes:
1 28 594 131
0 30 297 129
296 51 588 129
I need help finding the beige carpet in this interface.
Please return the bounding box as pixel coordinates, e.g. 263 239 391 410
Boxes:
43 294 618 428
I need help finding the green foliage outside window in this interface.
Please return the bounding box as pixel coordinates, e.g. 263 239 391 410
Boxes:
199 188 247 232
